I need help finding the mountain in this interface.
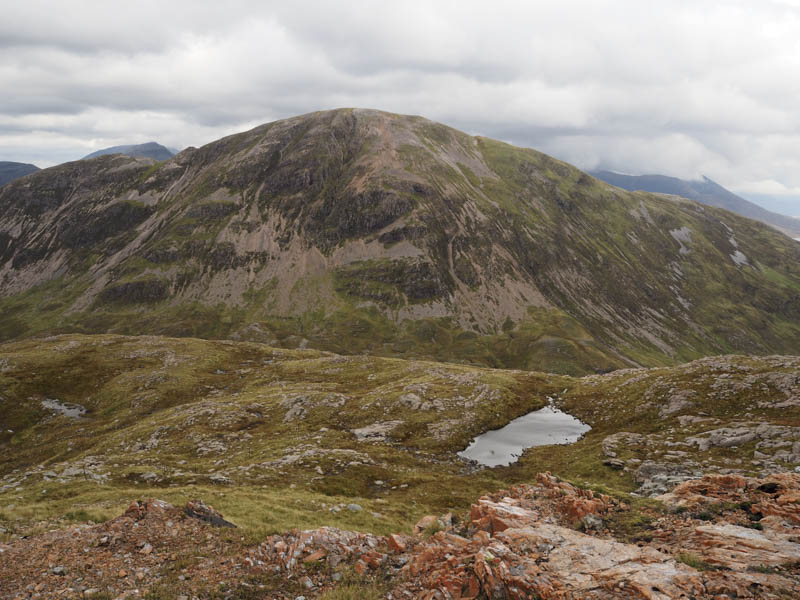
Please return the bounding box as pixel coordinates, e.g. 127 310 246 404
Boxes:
741 192 800 219
82 141 174 161
0 161 40 187
592 170 800 238
1 108 799 374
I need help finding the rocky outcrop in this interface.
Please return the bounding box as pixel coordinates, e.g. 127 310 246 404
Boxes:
247 471 800 599
2 476 800 599
634 460 703 496
391 473 800 599
0 498 244 600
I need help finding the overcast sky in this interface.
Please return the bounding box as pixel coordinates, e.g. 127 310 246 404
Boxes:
2 0 800 213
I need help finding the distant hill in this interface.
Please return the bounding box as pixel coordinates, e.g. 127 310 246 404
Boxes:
83 141 174 161
592 171 800 238
0 161 40 187
740 193 800 219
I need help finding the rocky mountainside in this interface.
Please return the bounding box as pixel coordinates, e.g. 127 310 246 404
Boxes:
1 334 799 598
1 109 800 374
0 161 40 187
592 170 800 239
82 142 175 161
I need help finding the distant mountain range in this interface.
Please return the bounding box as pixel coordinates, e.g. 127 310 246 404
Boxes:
82 141 175 161
0 161 40 187
0 144 174 188
592 171 800 239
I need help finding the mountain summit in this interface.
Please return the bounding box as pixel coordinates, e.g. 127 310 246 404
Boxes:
82 141 174 161
1 109 799 373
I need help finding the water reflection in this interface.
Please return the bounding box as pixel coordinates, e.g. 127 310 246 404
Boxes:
458 404 590 467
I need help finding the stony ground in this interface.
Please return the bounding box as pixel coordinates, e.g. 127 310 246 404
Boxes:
2 471 799 599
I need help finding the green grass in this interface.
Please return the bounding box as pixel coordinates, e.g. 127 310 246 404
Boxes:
319 583 385 600
675 552 717 571
601 500 660 543
63 509 110 524
1 333 798 542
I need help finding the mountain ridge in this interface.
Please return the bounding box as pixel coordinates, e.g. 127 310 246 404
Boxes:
592 170 800 238
1 108 799 373
0 161 40 187
82 141 174 161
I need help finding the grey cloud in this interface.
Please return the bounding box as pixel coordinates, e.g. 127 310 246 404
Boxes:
0 0 798 213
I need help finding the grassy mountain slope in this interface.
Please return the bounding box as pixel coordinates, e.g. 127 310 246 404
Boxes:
1 109 799 374
593 170 800 238
1 334 798 538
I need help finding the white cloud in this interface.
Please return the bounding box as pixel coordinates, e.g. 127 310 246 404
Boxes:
0 0 798 213
733 179 800 197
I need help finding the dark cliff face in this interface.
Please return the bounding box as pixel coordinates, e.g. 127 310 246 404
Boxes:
0 108 799 374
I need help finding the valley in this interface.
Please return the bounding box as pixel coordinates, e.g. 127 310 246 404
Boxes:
1 110 800 598
3 0 800 594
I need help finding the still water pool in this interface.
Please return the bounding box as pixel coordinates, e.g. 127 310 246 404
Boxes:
458 404 590 467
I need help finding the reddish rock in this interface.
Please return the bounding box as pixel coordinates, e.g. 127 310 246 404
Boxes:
123 498 173 521
414 515 438 535
472 530 490 544
303 549 326 563
354 559 368 575
4 472 800 600
387 533 407 553
465 574 481 598
361 550 384 568
470 504 483 523
490 515 511 532
434 531 469 548
693 523 800 570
